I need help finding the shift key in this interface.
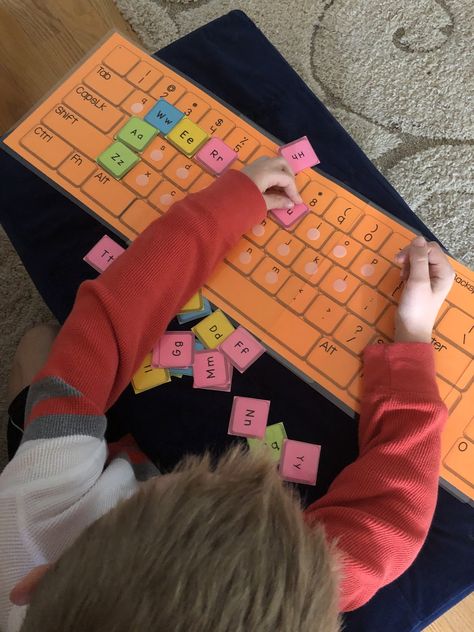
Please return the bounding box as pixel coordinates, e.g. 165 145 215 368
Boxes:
43 104 110 159
82 169 135 216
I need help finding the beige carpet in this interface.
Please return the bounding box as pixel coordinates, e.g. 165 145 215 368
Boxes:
1 0 472 470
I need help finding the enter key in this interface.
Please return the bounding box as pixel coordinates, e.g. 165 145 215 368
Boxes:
431 332 472 385
436 307 474 356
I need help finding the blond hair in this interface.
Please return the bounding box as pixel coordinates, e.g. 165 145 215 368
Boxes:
21 444 341 632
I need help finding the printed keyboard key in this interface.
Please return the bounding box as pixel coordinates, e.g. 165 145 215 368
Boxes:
122 163 162 196
291 248 332 286
379 232 412 262
294 215 334 249
63 85 124 133
58 152 96 186
149 179 186 212
443 438 474 488
351 214 392 250
199 109 236 139
43 105 110 159
103 46 139 76
251 257 290 294
322 232 362 267
319 266 360 304
437 307 474 354
304 294 346 334
225 127 259 161
225 237 265 274
245 217 279 247
142 137 178 169
266 231 305 266
122 200 161 233
127 61 162 91
378 267 405 303
307 338 360 388
277 277 317 314
150 76 186 103
333 314 376 355
347 285 390 325
164 154 203 189
121 90 155 117
324 197 363 232
300 180 336 216
20 125 72 168
351 250 391 286
84 65 134 105
431 333 472 384
175 92 210 122
82 170 135 216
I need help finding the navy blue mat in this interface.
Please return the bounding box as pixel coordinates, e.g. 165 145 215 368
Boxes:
1 10 472 630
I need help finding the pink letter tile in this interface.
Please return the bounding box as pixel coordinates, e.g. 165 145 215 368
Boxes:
193 350 231 390
152 331 194 368
228 396 270 439
271 202 308 228
219 326 265 373
195 138 237 175
279 439 321 486
83 235 125 273
278 136 320 174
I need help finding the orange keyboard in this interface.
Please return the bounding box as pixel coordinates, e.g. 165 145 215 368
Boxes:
2 32 473 503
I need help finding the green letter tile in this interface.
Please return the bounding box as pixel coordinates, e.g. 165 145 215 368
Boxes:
117 116 158 152
247 422 288 464
97 141 140 179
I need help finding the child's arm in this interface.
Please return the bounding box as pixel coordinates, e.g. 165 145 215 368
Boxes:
304 238 456 611
0 159 300 622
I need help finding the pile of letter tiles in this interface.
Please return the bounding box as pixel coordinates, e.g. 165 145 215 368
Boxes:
84 234 321 486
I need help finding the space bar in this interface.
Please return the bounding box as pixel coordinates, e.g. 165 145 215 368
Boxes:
206 264 320 357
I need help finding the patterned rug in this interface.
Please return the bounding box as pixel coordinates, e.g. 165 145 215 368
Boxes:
1 0 472 469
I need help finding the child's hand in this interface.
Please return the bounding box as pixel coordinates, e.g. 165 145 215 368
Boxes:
393 236 455 343
242 157 303 211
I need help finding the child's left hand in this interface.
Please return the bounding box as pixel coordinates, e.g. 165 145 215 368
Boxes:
242 156 303 211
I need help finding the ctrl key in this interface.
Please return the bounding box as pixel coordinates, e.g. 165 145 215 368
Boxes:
20 124 72 168
280 439 321 486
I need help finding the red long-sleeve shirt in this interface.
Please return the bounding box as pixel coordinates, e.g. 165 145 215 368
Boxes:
0 169 447 629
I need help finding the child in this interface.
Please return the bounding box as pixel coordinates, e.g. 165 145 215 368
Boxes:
0 157 455 632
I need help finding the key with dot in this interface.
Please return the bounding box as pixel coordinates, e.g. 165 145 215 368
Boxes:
2 31 473 503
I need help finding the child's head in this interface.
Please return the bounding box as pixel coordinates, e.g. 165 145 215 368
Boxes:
21 444 340 632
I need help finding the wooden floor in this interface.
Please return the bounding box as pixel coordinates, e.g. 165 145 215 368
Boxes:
0 1 472 629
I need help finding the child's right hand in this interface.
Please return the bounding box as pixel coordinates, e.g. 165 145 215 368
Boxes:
242 156 303 211
393 236 455 343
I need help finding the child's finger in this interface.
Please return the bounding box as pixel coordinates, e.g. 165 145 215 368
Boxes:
406 235 430 283
263 192 295 210
265 172 302 205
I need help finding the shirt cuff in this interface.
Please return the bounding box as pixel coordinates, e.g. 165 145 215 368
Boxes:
362 342 441 398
